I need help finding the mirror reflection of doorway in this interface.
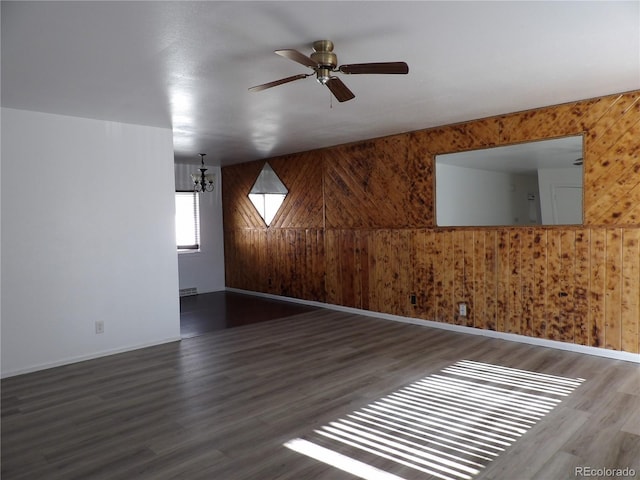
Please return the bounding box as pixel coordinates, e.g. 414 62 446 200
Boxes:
551 185 583 225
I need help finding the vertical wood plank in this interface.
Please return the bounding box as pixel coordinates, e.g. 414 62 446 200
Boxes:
307 229 321 300
368 230 381 314
424 230 437 321
262 229 271 293
275 229 286 294
532 229 548 339
324 230 338 305
412 229 427 319
574 229 590 346
520 229 535 337
246 230 255 291
496 230 510 333
463 231 476 328
353 229 363 309
352 230 363 310
546 230 562 341
318 229 326 302
396 230 412 317
433 231 445 323
387 230 398 315
605 229 623 350
378 230 393 315
559 230 576 342
270 229 279 294
484 231 497 331
290 229 301 298
301 229 309 299
387 229 398 315
340 229 356 308
307 229 316 299
507 231 522 335
358 230 370 312
410 229 420 316
265 229 274 294
589 230 606 348
473 230 486 329
441 231 455 324
281 229 290 295
621 229 640 354
453 230 465 325
364 231 376 313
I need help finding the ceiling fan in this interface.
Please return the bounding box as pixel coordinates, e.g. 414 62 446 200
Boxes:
248 40 409 102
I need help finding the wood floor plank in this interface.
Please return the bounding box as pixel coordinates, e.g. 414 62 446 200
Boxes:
530 451 583 480
2 298 638 480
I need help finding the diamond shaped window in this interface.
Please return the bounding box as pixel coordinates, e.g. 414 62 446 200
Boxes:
249 162 288 226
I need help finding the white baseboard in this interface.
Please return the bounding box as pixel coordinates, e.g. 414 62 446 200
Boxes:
1 336 182 379
226 287 640 364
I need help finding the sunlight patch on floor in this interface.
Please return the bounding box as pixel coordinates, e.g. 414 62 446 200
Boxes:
285 359 584 480
285 438 407 480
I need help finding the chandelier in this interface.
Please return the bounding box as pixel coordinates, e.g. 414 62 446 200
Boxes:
191 153 215 193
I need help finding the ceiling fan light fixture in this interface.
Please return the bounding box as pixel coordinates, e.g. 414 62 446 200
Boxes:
316 67 332 85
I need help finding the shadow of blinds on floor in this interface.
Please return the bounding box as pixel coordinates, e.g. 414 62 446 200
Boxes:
285 359 585 480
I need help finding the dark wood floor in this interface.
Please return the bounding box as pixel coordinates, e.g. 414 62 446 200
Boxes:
179 291 318 338
2 294 639 480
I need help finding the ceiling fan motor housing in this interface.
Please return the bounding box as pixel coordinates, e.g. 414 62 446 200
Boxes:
311 41 337 67
311 40 337 84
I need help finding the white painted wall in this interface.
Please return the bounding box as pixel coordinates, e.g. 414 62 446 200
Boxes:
436 164 540 226
174 164 225 294
1 108 181 377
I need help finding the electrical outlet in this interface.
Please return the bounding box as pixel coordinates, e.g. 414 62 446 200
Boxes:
410 293 417 305
95 321 104 334
458 303 467 317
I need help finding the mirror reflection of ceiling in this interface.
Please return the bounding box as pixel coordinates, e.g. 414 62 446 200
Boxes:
436 136 584 174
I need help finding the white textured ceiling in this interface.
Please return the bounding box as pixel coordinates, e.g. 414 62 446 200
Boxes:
2 1 639 167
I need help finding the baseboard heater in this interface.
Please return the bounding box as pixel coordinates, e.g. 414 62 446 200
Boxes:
179 287 198 297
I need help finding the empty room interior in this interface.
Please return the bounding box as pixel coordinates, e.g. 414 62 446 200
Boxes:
2 2 639 479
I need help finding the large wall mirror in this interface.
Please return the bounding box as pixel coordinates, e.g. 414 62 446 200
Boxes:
435 135 584 227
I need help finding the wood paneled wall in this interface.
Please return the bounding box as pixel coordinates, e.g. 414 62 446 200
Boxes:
223 91 640 353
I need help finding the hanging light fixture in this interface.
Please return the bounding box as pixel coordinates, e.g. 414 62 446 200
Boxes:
191 153 215 193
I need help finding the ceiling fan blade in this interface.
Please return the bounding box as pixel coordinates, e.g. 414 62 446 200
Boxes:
325 77 355 103
248 74 310 92
275 49 317 69
339 62 409 75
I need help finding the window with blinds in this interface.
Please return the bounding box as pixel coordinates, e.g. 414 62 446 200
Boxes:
175 191 200 251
